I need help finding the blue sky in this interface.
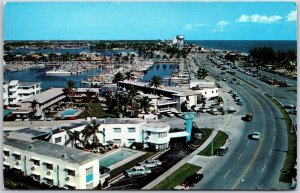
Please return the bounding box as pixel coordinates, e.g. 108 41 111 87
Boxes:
4 2 297 40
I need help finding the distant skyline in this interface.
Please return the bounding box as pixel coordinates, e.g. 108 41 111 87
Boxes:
4 2 297 40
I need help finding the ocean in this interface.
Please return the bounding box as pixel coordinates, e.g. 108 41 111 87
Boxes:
186 40 297 53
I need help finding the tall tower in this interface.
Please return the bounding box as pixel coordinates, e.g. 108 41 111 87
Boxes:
176 35 184 49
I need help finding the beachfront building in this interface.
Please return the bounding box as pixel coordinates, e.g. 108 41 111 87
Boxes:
3 80 41 106
3 137 104 189
20 88 66 116
119 80 202 112
189 80 218 99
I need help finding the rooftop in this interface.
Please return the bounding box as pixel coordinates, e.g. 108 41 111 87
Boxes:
21 88 65 104
4 138 102 165
95 118 145 125
143 120 169 128
19 82 41 87
8 80 19 86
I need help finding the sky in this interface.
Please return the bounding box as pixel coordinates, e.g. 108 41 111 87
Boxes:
3 2 298 40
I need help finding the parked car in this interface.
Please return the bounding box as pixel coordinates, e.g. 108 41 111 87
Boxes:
215 146 228 156
124 166 151 177
237 101 243 106
183 173 204 186
243 113 253 122
173 185 189 190
138 159 162 168
249 132 261 140
46 117 54 121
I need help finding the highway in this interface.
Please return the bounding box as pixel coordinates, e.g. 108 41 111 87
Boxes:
192 53 289 190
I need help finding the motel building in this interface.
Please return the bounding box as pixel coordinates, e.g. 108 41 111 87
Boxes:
3 137 105 189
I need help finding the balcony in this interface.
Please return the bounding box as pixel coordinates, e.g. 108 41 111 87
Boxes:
157 99 177 106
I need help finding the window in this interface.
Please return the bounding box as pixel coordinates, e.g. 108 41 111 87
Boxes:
113 128 121 133
66 169 75 176
44 163 53 170
31 174 41 181
216 90 218 93
31 159 40 166
212 91 214 93
86 167 93 183
113 139 121 144
12 153 21 161
158 132 167 138
128 139 136 144
157 143 168 150
205 92 207 94
44 178 53 185
55 137 62 143
3 150 9 157
128 127 136 133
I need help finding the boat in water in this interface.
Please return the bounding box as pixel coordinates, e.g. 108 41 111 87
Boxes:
46 68 71 76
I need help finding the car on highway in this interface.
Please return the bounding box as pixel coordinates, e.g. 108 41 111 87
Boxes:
237 82 243 85
123 166 151 177
138 159 162 168
249 132 261 140
243 113 253 122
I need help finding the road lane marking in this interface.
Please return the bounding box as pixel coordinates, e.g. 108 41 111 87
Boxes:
273 136 275 142
261 164 266 173
224 170 231 178
269 149 272 155
246 140 250 146
238 153 243 160
232 138 264 189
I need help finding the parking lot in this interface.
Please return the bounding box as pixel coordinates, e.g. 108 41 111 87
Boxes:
107 138 194 190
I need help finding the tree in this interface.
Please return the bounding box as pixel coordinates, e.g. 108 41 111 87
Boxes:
63 80 76 97
82 120 105 150
197 68 209 79
138 96 153 114
148 76 162 95
30 99 39 116
65 130 82 149
112 72 124 83
125 71 132 80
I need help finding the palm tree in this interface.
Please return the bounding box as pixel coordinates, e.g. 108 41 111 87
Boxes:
127 86 140 116
148 76 162 95
125 71 132 80
63 80 76 102
65 130 82 149
30 99 39 117
112 72 124 83
82 120 105 151
138 96 153 114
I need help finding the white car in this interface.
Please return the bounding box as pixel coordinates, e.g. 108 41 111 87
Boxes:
237 82 243 85
138 159 162 168
251 132 261 140
45 117 54 121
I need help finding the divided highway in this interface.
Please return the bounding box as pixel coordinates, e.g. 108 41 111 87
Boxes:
192 54 288 190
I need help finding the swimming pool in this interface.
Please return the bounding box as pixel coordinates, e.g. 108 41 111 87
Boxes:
60 109 77 116
99 149 137 167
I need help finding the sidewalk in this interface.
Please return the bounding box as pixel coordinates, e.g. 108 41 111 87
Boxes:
142 129 219 190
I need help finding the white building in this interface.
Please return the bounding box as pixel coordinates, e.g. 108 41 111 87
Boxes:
3 137 104 189
3 80 41 106
190 80 218 99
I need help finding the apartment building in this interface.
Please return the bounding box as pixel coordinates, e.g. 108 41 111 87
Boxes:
3 80 41 106
3 137 104 189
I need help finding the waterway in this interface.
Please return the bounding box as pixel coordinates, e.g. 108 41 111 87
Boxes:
4 63 177 91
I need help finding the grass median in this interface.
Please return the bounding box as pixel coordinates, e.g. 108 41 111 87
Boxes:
265 94 297 183
152 163 201 190
198 130 229 156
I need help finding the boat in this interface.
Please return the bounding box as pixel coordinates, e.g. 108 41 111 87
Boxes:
46 69 71 76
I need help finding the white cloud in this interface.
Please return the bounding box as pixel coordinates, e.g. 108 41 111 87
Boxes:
237 14 282 23
184 23 207 30
209 20 230 33
286 10 297 21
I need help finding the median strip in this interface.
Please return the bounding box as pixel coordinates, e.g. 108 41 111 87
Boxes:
152 163 201 190
198 130 229 156
264 94 297 183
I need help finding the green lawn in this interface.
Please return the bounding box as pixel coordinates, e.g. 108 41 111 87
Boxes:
198 130 229 156
265 94 297 183
77 103 117 119
152 163 201 190
190 128 213 146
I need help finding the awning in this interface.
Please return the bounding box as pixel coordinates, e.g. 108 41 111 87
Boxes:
63 167 75 172
29 157 40 162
